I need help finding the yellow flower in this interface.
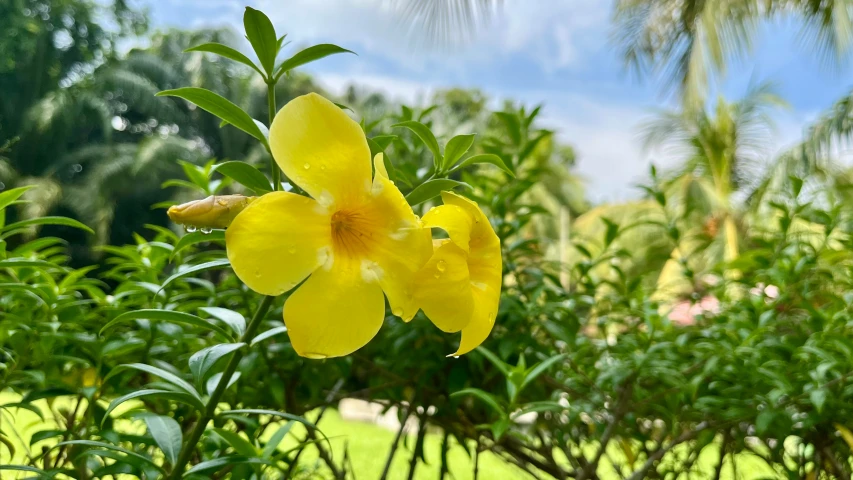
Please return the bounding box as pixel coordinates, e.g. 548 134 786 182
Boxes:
414 191 501 355
225 93 432 359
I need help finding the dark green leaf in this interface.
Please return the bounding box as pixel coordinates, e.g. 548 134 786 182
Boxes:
211 428 257 456
207 372 242 396
200 307 247 336
453 153 514 177
184 456 272 476
101 309 232 340
405 179 471 206
393 121 442 168
451 388 506 416
250 326 288 346
103 390 202 425
211 161 272 194
156 88 267 144
143 415 182 465
2 216 94 236
275 44 355 77
160 258 231 290
189 343 245 382
261 422 294 458
243 7 278 74
104 364 202 404
29 429 65 446
53 440 164 472
185 43 263 76
171 230 225 259
442 134 475 170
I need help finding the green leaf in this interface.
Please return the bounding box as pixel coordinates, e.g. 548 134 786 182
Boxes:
156 88 267 145
160 258 231 290
184 456 272 477
520 353 567 393
243 7 278 74
393 121 442 168
511 401 566 419
0 259 62 269
212 428 257 456
23 388 75 403
29 429 65 446
185 42 263 76
451 388 506 417
102 389 202 424
207 372 242 396
200 307 247 336
275 44 355 78
221 409 320 435
171 230 225 259
1 216 94 237
189 343 245 382
105 364 202 404
1 402 44 419
250 326 288 346
442 134 475 171
405 179 471 206
475 347 511 376
143 415 182 465
261 422 294 458
0 186 36 211
211 161 272 194
453 153 514 177
810 388 828 414
101 309 232 341
55 440 164 472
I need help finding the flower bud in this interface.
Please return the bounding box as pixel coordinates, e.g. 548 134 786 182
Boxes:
167 195 256 229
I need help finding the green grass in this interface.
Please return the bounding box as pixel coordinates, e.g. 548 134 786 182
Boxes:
0 392 778 479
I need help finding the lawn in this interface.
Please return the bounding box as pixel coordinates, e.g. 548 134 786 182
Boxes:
0 392 777 479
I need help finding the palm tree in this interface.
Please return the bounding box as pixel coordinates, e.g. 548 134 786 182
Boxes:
612 0 853 108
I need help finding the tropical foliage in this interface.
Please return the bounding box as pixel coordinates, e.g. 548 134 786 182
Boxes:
4 1 853 479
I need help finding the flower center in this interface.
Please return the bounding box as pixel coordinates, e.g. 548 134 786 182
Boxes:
331 209 373 257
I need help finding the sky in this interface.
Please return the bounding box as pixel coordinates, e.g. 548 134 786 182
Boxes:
141 0 853 202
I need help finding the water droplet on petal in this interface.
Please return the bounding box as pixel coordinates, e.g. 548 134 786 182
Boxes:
436 260 447 272
320 164 327 170
304 352 327 360
185 225 197 233
452 355 460 359
392 307 403 317
253 270 261 278
434 273 441 279
303 163 311 170
200 227 212 234
288 245 297 254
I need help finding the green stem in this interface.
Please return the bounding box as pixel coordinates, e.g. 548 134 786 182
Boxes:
267 81 281 191
166 295 275 479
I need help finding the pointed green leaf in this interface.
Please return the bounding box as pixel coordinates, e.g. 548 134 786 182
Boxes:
261 422 294 458
442 134 475 170
211 161 272 194
102 389 201 425
161 258 231 290
156 88 267 145
206 371 241 396
450 388 506 416
1 216 94 236
184 456 273 477
189 343 245 382
211 428 257 457
105 364 202 403
393 121 442 168
519 354 567 392
250 326 288 346
243 7 278 74
453 154 514 177
275 44 355 77
143 415 182 465
200 307 247 336
0 186 36 211
185 42 263 76
54 440 164 472
101 309 232 340
405 179 471 206
171 230 226 259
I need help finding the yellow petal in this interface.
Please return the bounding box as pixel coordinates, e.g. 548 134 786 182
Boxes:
453 281 500 356
269 93 372 207
364 153 433 321
413 242 474 332
422 204 473 253
440 191 502 290
283 256 385 358
440 191 500 251
226 192 331 296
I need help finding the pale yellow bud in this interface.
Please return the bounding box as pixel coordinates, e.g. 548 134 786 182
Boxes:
167 195 256 229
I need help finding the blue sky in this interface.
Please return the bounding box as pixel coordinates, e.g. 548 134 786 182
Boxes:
141 0 853 201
